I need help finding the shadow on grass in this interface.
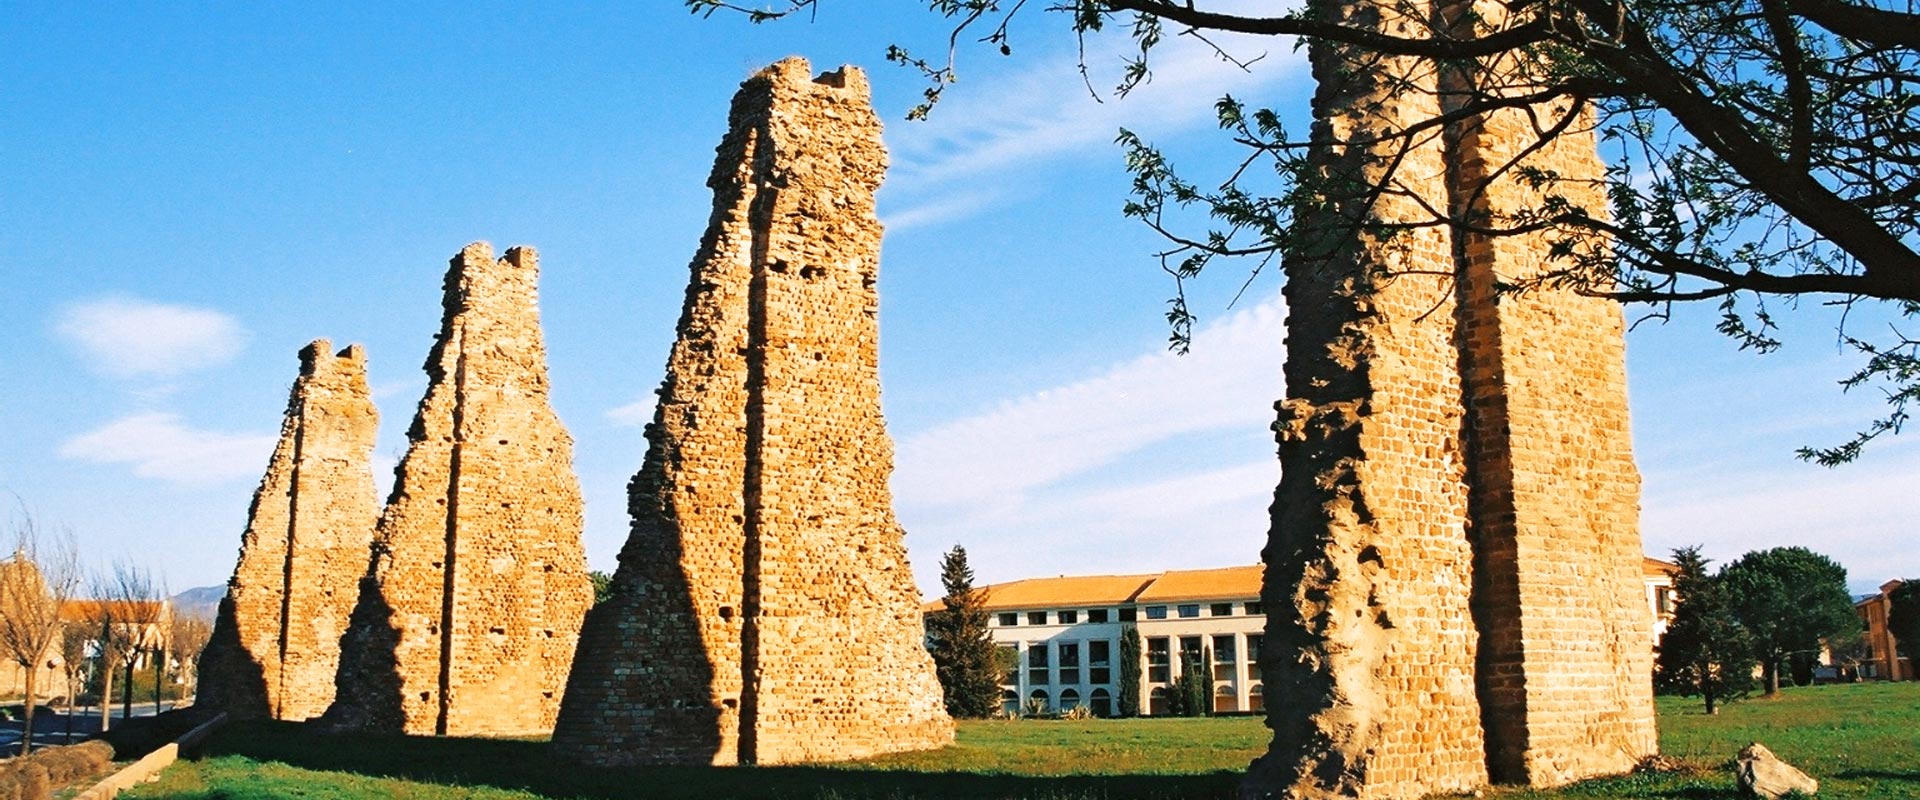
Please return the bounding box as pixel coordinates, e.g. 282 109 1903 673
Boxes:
198 721 1240 799
1835 769 1920 783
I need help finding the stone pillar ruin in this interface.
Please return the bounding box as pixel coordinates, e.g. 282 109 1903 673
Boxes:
198 340 379 721
1241 0 1656 796
322 242 593 738
551 57 954 767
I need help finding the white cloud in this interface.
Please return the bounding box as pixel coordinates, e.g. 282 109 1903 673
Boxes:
879 21 1308 217
59 412 275 486
55 297 247 379
895 295 1283 511
606 400 653 428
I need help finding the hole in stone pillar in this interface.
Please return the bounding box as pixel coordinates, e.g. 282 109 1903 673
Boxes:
542 691 554 699
800 265 825 279
544 564 554 572
719 606 735 621
770 259 790 273
498 439 509 445
812 697 825 705
1357 545 1383 567
722 698 738 710
861 273 876 290
732 514 744 524
542 628 554 637
501 502 513 509
813 352 824 361
420 692 432 702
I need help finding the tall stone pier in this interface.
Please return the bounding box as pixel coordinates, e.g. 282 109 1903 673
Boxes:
323 242 593 738
198 340 379 721
552 57 953 767
1243 0 1656 796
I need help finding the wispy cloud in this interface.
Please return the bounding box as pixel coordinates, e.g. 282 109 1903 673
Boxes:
54 297 248 379
59 412 275 486
895 295 1283 510
879 18 1308 228
606 400 652 428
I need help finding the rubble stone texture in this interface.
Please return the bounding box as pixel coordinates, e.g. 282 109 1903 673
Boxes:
1243 0 1656 796
552 57 954 767
323 242 593 737
198 340 379 721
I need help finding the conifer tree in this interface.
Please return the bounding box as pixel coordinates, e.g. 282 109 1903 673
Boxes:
1655 547 1756 714
926 545 1001 718
1118 626 1142 717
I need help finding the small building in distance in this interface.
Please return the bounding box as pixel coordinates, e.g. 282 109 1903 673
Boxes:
1855 579 1913 681
960 558 1681 718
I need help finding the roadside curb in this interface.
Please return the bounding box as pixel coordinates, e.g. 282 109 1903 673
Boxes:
75 711 228 800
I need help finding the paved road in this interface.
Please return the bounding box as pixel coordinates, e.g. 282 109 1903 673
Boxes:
0 701 186 757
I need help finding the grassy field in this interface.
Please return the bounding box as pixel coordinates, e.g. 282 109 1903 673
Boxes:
127 682 1918 799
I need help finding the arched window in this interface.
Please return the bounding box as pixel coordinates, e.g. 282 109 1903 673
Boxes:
1213 683 1238 714
1060 688 1081 711
1026 689 1050 716
1148 686 1169 716
1090 687 1113 717
1002 689 1020 716
1249 683 1265 712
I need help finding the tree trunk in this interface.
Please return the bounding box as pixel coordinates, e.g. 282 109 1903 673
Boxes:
99 661 115 731
153 651 162 714
1704 687 1718 715
21 664 37 754
1764 659 1781 696
122 658 133 720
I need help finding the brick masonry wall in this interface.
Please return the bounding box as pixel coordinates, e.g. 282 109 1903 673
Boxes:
1243 0 1656 795
199 340 378 722
323 243 593 738
553 57 953 767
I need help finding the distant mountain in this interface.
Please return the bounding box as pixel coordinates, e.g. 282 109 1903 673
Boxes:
172 585 226 621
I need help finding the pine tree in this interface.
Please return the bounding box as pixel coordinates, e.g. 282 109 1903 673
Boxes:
1655 546 1757 714
925 545 1001 718
1171 646 1213 717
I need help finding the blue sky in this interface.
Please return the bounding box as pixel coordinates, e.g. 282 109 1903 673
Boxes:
3 3 1912 598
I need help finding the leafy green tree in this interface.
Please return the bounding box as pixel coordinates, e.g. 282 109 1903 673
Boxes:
1888 580 1920 659
589 570 614 606
1720 546 1861 695
1655 547 1756 714
925 545 1003 718
1118 626 1143 717
693 0 1920 458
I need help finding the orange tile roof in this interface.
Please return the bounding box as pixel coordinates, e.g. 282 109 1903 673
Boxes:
1133 565 1263 603
1643 556 1679 578
946 573 1158 612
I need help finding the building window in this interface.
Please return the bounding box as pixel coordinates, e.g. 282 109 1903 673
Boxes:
1028 611 1048 625
1090 687 1113 717
1059 609 1079 624
1027 689 1050 715
1214 683 1238 714
1089 639 1113 685
1027 643 1050 685
1145 605 1168 620
1211 602 1234 617
1002 689 1020 716
998 612 1018 627
997 645 1018 684
1654 586 1674 616
1244 601 1264 616
1250 683 1265 712
1213 634 1237 681
1060 688 1081 711
1147 637 1171 683
1148 686 1169 716
1246 634 1264 681
1177 604 1200 619
1118 606 1138 622
1087 608 1109 623
1059 641 1082 685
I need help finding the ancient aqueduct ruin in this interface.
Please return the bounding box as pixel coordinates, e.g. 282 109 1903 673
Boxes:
200 40 1655 799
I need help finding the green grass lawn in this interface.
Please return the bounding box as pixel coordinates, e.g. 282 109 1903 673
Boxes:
127 682 1919 799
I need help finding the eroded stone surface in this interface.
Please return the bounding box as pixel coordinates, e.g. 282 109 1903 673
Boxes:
322 243 592 737
552 57 953 767
1736 742 1819 799
1241 0 1656 795
198 340 379 722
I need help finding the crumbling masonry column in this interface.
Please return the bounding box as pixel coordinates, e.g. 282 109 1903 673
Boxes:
199 340 379 721
1241 0 1656 796
323 242 593 738
552 57 954 766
